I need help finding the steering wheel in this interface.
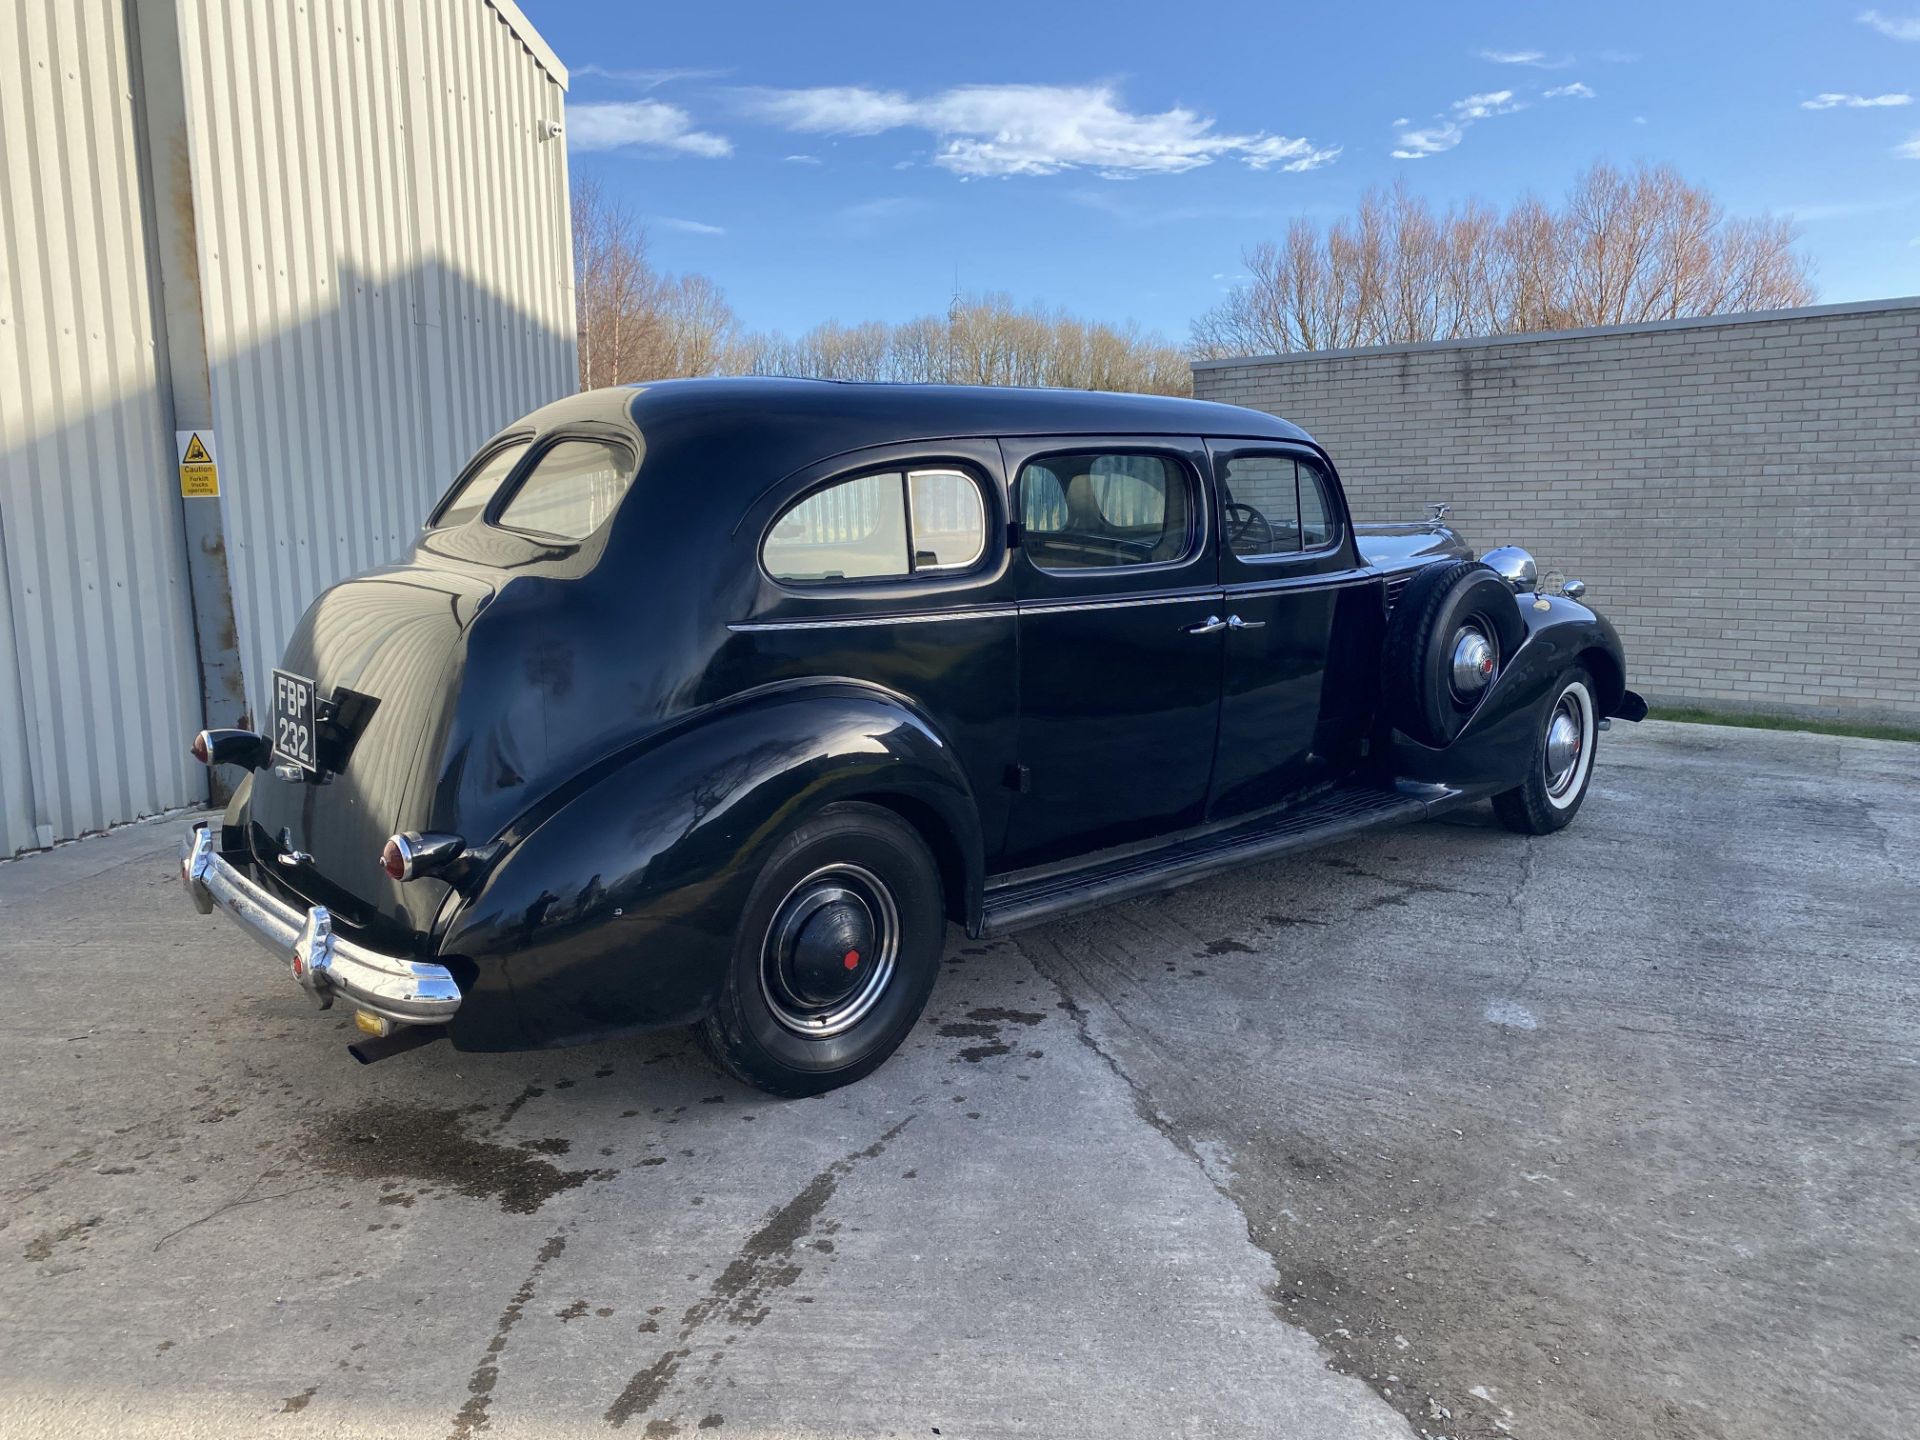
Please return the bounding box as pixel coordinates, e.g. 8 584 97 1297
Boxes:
1224 502 1274 552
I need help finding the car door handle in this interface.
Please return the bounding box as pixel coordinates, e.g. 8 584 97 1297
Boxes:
1227 614 1265 630
1183 615 1227 635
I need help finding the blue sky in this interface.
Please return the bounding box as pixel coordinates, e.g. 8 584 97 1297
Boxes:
522 0 1920 340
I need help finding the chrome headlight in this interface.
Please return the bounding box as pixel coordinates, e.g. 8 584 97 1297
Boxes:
1481 546 1538 594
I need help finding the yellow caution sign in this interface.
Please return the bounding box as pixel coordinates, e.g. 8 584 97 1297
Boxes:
177 430 219 497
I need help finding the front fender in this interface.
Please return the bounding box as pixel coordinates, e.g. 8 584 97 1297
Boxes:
438 681 982 1050
1392 596 1629 792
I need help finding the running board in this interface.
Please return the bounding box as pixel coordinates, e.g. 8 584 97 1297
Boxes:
980 783 1445 937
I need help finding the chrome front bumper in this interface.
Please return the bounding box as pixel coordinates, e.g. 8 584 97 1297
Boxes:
180 823 461 1025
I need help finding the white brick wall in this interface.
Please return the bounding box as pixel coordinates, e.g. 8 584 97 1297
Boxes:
1192 299 1920 721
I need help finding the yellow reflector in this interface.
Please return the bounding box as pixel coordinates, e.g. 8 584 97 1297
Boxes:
353 1009 391 1038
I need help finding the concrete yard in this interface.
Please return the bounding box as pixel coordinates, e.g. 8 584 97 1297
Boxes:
1 720 1914 1439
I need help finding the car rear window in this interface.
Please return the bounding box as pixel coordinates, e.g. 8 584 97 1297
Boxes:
433 439 531 529
495 438 637 541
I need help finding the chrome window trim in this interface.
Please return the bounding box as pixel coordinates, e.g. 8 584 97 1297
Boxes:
905 467 989 573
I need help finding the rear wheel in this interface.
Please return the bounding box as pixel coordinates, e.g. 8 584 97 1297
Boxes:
1492 668 1599 834
697 803 944 1096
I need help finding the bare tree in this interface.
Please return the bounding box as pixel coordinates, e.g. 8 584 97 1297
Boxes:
572 181 1190 394
572 177 741 388
1192 162 1815 358
723 292 1191 396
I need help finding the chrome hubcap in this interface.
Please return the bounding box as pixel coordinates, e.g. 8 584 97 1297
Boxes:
1449 625 1497 703
760 864 898 1038
1545 699 1585 797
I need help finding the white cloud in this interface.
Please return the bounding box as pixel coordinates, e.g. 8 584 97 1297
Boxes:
1859 9 1920 39
1452 89 1526 119
1634 114 1649 125
1599 49 1642 63
573 65 731 89
1801 92 1912 108
1392 121 1464 159
737 83 1338 178
568 100 732 157
784 153 822 164
1478 48 1571 68
1897 133 1920 157
837 196 931 232
1395 81 1588 160
656 217 725 235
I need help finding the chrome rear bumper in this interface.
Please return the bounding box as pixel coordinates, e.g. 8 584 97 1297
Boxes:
180 823 461 1026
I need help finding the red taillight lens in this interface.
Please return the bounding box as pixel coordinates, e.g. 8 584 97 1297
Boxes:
380 836 408 880
190 731 211 765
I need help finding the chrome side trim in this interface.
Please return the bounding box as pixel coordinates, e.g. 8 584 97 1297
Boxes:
1221 571 1378 598
730 588 1230 631
181 825 461 1026
1018 590 1222 617
729 606 1018 633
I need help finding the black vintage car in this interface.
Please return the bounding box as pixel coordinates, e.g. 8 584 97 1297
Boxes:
182 379 1644 1094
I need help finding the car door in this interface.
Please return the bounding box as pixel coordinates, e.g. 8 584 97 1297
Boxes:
1206 442 1374 819
998 436 1224 871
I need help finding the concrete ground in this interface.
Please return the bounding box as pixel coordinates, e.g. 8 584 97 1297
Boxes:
1 720 1915 1440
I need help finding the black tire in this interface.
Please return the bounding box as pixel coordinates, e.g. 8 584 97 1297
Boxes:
1492 666 1599 834
697 802 944 1097
1382 560 1525 747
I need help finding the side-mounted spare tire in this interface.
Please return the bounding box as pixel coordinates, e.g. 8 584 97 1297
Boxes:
1382 559 1527 747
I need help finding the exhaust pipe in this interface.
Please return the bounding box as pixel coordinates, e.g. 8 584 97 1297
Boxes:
347 1024 447 1065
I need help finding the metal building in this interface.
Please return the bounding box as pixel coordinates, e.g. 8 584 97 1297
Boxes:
0 0 577 856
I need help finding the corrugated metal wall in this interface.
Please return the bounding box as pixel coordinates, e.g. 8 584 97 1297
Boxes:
173 0 576 729
0 0 205 856
0 0 575 856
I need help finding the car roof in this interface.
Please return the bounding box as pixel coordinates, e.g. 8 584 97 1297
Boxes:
508 376 1316 457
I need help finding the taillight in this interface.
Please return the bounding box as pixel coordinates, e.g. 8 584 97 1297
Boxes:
380 835 412 881
190 728 269 769
380 831 465 882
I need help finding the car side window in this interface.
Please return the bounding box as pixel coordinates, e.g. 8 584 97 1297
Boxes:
1218 452 1340 559
763 468 988 584
908 469 987 570
432 439 531 529
495 438 637 540
1017 452 1194 571
1298 458 1337 549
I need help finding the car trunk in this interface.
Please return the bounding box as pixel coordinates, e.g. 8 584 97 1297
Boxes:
244 561 495 947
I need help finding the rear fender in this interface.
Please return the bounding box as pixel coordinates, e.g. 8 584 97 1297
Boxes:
439 682 981 1049
1393 596 1628 791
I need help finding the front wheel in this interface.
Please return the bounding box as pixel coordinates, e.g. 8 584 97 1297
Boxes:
1491 668 1599 834
697 803 945 1097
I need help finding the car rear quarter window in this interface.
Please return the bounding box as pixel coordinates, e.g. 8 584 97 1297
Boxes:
495 438 637 541
763 468 989 584
1017 453 1194 571
763 472 911 582
433 439 531 529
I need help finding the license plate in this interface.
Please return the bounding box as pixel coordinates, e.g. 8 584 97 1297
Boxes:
271 669 319 772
